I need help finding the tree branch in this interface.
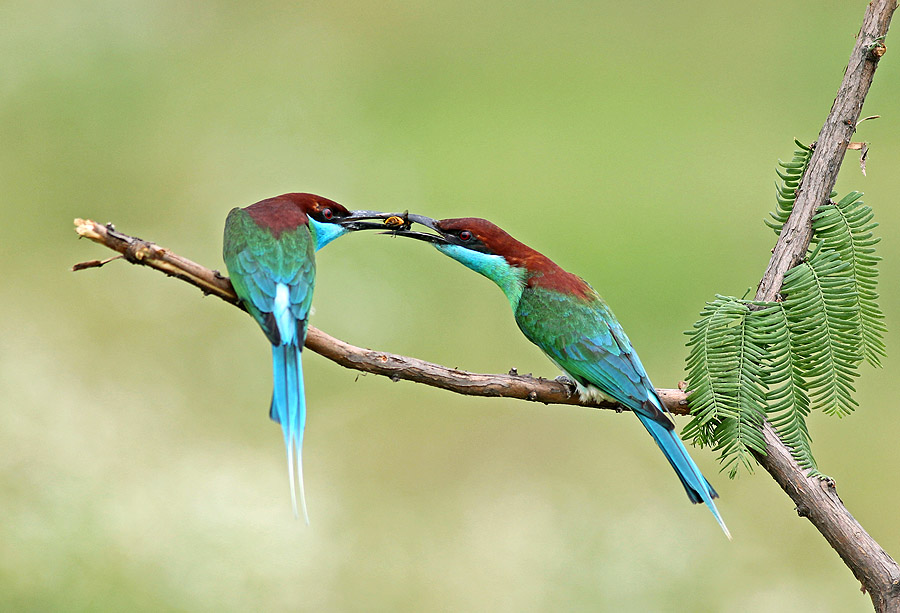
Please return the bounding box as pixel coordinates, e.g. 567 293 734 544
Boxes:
72 218 691 416
749 2 900 611
757 1 895 301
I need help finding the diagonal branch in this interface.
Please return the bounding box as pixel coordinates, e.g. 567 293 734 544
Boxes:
72 218 691 416
749 2 899 611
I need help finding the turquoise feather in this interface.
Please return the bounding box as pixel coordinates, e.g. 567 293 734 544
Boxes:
224 206 316 522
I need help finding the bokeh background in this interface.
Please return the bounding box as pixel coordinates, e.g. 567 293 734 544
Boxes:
3 2 899 611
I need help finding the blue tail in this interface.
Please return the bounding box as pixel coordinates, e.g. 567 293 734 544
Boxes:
635 411 731 539
270 342 309 523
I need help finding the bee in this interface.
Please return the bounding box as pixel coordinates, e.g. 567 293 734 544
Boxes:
384 212 410 229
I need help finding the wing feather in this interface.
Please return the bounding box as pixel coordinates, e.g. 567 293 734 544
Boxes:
223 208 315 346
515 286 669 426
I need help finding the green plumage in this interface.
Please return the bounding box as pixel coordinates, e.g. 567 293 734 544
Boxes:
223 208 316 345
515 285 665 423
222 205 317 521
427 222 728 535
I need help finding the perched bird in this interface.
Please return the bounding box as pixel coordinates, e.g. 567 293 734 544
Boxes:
391 215 730 538
223 193 385 522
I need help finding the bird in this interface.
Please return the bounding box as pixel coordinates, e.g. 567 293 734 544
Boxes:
223 193 386 522
389 214 730 538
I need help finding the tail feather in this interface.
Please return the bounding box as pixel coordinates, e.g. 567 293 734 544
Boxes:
271 343 309 524
635 411 731 539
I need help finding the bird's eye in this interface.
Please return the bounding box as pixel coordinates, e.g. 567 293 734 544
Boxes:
321 208 334 220
459 230 472 241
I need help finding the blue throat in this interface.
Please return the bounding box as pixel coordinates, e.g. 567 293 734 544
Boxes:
309 218 348 251
434 243 527 310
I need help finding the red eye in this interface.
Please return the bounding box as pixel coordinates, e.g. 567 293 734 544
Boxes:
459 230 472 241
322 208 334 220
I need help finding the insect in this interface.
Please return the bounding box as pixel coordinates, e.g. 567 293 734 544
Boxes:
384 211 411 230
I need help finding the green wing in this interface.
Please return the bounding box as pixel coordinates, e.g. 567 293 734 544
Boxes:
223 207 316 345
515 286 668 424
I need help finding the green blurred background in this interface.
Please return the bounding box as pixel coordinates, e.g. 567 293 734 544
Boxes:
3 1 898 611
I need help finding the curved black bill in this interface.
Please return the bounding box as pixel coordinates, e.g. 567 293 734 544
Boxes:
404 214 439 231
338 210 448 243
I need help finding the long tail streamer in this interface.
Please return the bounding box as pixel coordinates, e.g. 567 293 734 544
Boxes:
637 402 731 539
271 343 309 524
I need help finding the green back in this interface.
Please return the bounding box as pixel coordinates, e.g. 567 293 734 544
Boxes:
223 207 316 345
514 285 656 415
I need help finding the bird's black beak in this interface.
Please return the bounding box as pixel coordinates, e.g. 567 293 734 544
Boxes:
338 210 403 231
337 210 449 243
384 214 450 244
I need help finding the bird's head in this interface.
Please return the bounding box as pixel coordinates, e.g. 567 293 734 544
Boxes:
392 215 545 267
388 215 563 305
250 193 395 249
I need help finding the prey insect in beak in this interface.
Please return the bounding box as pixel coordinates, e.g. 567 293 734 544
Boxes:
338 210 407 231
383 213 449 244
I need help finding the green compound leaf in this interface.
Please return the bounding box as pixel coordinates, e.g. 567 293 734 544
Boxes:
812 192 886 366
766 140 812 233
782 251 859 417
766 139 837 235
758 303 818 475
684 297 768 477
684 141 885 478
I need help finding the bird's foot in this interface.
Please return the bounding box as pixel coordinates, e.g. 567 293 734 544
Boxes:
554 375 578 397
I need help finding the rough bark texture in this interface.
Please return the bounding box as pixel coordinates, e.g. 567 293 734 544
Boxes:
761 424 900 610
757 1 895 301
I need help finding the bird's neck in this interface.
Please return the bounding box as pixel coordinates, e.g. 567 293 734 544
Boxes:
525 266 593 299
309 218 347 251
435 244 528 310
245 200 308 239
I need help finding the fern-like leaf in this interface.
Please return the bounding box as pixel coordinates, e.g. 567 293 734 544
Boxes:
766 140 837 235
766 140 812 233
684 297 745 447
812 192 886 366
684 140 885 478
684 296 768 477
782 251 859 417
757 303 819 474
